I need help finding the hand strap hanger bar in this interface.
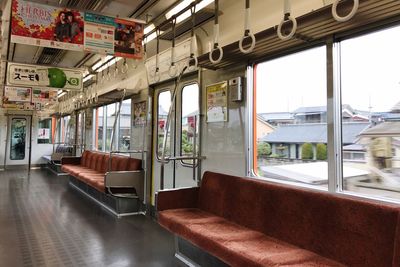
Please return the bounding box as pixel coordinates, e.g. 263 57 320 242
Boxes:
209 0 223 64
277 0 297 41
153 30 161 83
239 0 256 54
168 18 178 77
188 6 198 71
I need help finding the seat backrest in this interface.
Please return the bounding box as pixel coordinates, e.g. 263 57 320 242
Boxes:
127 158 142 171
81 150 90 166
109 155 129 171
198 171 400 267
89 152 105 172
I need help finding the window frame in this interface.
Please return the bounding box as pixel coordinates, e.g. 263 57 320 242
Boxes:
249 21 400 203
156 89 172 161
250 45 331 192
179 82 200 167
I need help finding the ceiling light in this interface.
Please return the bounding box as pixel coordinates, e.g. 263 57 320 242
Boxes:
83 74 94 83
92 55 114 71
165 0 214 23
165 0 193 20
58 92 67 98
144 24 155 35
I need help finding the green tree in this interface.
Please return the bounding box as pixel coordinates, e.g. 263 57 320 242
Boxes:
301 143 314 160
181 130 193 154
257 142 272 156
316 143 327 160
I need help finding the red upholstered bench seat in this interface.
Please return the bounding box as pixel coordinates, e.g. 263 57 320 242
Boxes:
61 150 142 193
160 208 343 267
157 171 400 267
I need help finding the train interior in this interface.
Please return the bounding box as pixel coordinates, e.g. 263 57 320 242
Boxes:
1 0 400 266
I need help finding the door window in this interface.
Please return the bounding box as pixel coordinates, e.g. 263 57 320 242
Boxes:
157 90 172 158
10 118 27 160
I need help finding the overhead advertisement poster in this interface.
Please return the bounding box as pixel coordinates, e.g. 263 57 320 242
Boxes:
11 0 84 51
7 62 83 91
84 12 115 54
32 88 58 103
206 81 228 123
2 86 35 110
4 86 32 102
114 18 144 59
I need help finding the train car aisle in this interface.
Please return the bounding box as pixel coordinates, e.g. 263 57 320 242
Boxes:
0 169 176 267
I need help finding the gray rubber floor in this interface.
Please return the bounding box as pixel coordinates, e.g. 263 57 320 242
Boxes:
0 169 177 267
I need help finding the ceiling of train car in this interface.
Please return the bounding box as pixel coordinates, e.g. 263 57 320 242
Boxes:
8 0 179 71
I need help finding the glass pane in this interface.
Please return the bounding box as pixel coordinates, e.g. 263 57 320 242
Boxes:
97 107 104 151
340 26 400 199
157 91 171 158
38 118 52 144
63 115 73 144
181 84 199 164
106 103 117 151
10 118 26 160
119 99 131 151
255 46 327 189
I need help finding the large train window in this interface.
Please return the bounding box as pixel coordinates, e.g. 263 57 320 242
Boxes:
339 26 400 199
105 103 117 151
180 84 199 164
61 115 71 144
254 46 327 189
119 99 131 151
10 118 26 160
94 106 104 151
157 90 171 158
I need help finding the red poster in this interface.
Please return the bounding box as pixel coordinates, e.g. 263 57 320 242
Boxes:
11 0 84 51
114 18 144 59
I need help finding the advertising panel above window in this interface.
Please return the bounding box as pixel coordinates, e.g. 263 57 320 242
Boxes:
7 62 83 91
11 0 84 51
10 0 144 59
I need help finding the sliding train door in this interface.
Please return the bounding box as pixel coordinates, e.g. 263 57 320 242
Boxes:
5 115 31 167
152 75 200 200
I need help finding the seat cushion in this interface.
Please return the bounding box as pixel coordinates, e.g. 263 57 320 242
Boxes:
62 165 90 176
159 209 344 267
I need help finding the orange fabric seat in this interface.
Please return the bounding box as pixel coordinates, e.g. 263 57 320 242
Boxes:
61 151 142 193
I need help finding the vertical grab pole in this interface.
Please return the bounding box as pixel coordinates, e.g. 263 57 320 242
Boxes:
192 115 197 181
160 66 188 190
110 88 126 152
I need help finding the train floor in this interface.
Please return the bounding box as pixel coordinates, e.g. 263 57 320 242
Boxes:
0 169 177 267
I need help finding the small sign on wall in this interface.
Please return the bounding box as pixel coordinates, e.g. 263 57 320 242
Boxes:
133 101 147 126
206 81 228 123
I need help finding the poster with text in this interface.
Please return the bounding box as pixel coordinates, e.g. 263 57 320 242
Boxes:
38 128 50 139
206 81 228 123
84 12 115 54
11 0 84 51
114 18 144 59
133 101 146 126
32 88 58 103
8 62 83 91
4 86 32 102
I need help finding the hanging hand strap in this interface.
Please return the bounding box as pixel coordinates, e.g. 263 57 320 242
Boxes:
239 0 256 54
169 18 178 77
277 0 297 40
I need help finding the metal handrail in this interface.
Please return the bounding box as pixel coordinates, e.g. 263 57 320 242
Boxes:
110 150 147 154
160 155 206 163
